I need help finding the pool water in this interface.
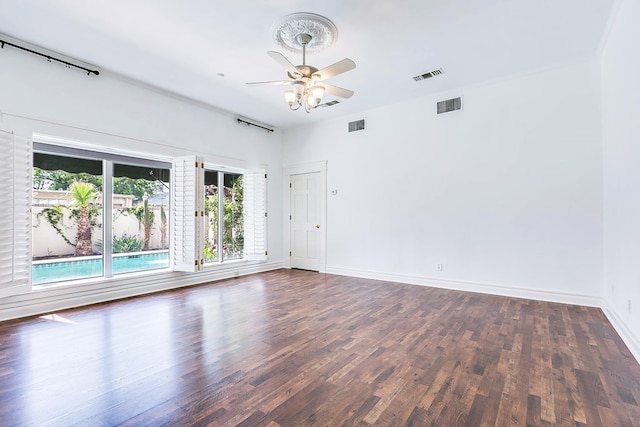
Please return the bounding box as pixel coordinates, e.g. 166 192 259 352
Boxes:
32 251 169 285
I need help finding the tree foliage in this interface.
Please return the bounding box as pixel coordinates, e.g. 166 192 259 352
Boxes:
33 169 103 191
33 168 159 201
134 198 154 250
203 176 244 261
35 180 101 256
113 177 159 201
69 181 100 256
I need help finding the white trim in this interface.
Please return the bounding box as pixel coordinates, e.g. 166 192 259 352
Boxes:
102 160 114 277
33 133 174 163
325 266 603 307
602 303 640 365
202 160 247 175
283 161 327 273
0 261 282 322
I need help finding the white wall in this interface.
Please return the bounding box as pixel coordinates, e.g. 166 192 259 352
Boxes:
0 45 284 319
284 59 604 303
601 0 640 360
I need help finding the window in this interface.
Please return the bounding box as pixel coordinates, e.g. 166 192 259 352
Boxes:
110 163 170 275
172 158 267 272
32 143 171 286
1 137 267 292
204 170 244 263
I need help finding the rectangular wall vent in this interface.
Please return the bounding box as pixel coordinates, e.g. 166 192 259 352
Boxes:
319 100 340 108
348 119 365 132
413 68 444 81
437 97 462 114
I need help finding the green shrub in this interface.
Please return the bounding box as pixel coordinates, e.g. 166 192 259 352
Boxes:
112 233 145 253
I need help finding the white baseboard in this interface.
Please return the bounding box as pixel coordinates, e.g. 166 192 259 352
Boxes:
326 266 603 307
0 261 283 322
602 303 640 365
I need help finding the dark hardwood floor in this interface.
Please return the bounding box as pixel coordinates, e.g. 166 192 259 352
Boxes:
1 269 639 426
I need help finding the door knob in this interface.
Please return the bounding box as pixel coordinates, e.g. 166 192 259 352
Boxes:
315 224 320 229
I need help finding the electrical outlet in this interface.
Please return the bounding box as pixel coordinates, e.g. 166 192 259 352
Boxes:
437 263 443 271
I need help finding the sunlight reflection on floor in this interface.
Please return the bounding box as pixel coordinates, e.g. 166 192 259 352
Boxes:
38 313 79 324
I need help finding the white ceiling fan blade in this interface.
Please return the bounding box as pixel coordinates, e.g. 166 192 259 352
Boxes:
267 51 302 78
315 59 356 80
246 80 291 86
321 83 354 99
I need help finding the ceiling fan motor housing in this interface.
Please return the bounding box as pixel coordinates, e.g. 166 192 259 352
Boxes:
288 65 319 80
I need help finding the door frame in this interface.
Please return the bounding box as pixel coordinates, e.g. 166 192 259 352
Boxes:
284 161 327 273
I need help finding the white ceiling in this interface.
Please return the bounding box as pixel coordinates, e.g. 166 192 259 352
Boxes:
0 1 615 130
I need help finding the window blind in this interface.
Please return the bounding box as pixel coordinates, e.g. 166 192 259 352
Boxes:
243 170 268 260
171 156 204 272
0 131 32 298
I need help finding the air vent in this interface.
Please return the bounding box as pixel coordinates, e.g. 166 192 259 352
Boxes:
318 100 340 108
437 97 462 114
348 119 365 132
413 68 444 81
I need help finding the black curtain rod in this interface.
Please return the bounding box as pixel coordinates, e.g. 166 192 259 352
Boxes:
0 38 99 76
237 118 274 133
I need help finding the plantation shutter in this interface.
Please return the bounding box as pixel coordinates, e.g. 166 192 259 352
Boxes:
0 131 32 298
243 170 267 261
171 156 205 272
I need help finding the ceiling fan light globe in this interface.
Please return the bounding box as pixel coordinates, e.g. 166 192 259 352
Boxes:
309 85 325 108
305 94 314 109
311 85 325 100
293 80 305 96
284 90 296 106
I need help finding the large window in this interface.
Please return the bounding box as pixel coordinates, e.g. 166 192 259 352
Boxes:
32 144 171 286
0 137 267 294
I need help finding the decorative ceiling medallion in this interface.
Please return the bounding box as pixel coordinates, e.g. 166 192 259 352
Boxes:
272 13 338 54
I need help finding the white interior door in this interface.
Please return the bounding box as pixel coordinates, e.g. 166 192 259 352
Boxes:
290 172 321 271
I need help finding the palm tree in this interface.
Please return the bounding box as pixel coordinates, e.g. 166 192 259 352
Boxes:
69 181 98 256
134 194 154 250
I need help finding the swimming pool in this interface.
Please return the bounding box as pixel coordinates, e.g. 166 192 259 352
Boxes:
32 251 169 285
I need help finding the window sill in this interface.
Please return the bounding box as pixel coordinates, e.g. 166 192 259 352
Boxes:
1 259 281 322
32 257 258 291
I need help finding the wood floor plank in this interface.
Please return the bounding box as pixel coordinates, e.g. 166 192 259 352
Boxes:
1 269 639 426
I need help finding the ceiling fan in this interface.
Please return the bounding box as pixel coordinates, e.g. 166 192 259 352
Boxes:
246 33 356 112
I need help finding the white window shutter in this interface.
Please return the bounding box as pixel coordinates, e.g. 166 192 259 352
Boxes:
0 131 32 298
171 156 205 272
243 170 267 261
